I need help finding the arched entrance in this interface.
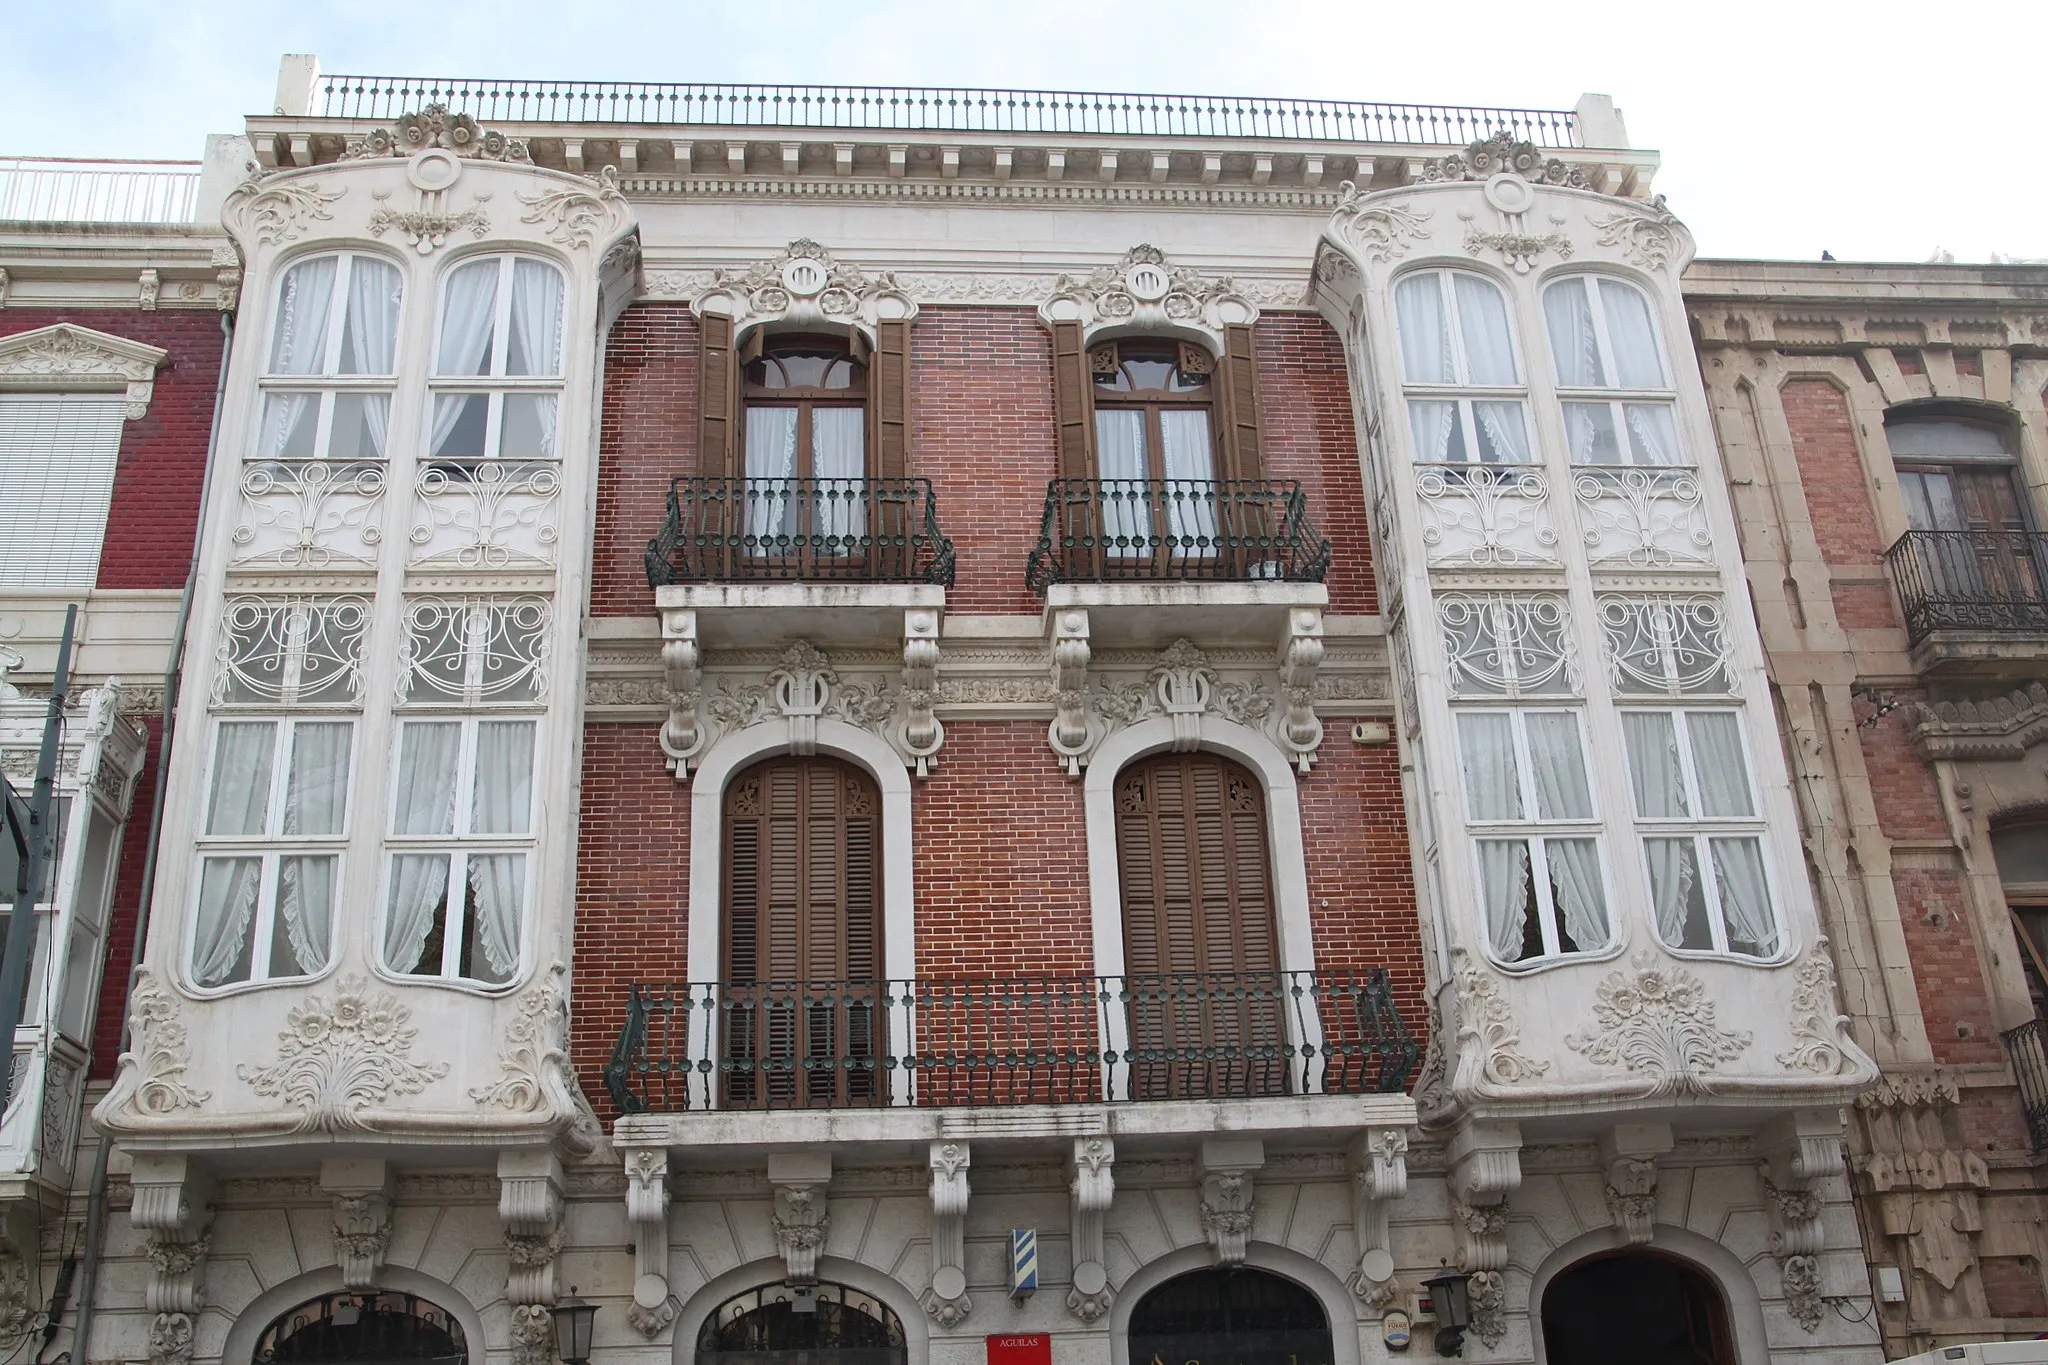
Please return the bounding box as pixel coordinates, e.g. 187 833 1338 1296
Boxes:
1127 1266 1332 1365
253 1291 466 1365
696 1281 907 1365
1541 1252 1734 1364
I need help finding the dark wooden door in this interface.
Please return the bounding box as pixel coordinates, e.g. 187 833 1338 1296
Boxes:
1901 464 2039 601
1115 753 1285 1098
721 756 882 1107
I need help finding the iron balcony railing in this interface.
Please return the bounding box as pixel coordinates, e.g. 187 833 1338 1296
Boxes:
644 476 956 588
0 158 201 224
315 77 1580 147
2006 1019 2048 1153
604 969 1416 1114
1026 478 1331 592
1885 529 2048 643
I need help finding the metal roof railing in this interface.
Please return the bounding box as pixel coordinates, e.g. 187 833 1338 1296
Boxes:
0 158 202 225
314 77 1580 147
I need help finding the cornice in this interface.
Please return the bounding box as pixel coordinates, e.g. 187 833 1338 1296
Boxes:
642 262 1313 311
620 174 1348 211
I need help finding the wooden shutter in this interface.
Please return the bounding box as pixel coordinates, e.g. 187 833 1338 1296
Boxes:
697 311 738 477
1050 319 1095 480
1216 322 1267 481
0 395 125 590
870 318 912 479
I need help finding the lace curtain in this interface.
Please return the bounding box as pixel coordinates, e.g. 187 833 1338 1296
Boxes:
1600 279 1666 388
191 858 260 986
1686 712 1754 817
429 260 500 456
384 723 460 973
744 407 799 540
1621 712 1688 818
466 721 533 982
1544 278 1603 387
1457 713 1523 821
278 856 333 974
811 408 866 543
1095 409 1148 552
1453 275 1518 385
1524 712 1592 820
261 257 337 460
342 257 401 456
1395 274 1454 384
1408 401 1461 463
1711 838 1777 955
507 259 563 376
1545 838 1608 950
1479 840 1531 960
1160 409 1217 545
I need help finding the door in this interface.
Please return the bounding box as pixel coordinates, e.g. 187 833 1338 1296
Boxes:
1542 1252 1734 1365
1114 753 1285 1098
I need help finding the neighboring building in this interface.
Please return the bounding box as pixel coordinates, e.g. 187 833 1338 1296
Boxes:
1683 259 2048 1356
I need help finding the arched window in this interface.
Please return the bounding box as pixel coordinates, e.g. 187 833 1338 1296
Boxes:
1542 275 1680 466
258 253 403 463
1541 1252 1733 1365
1394 269 1528 464
253 1291 467 1365
1885 409 2039 619
721 756 883 1109
1128 1267 1332 1365
428 255 564 466
740 334 870 557
696 1282 905 1365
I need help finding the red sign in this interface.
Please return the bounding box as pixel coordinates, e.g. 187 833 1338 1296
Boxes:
988 1334 1053 1365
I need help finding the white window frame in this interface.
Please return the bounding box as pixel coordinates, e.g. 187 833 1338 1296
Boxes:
186 715 354 991
254 251 405 464
1394 268 1532 466
1545 275 1686 472
426 254 567 466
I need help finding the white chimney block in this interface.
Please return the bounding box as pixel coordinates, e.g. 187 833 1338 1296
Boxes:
275 54 322 117
1574 93 1630 149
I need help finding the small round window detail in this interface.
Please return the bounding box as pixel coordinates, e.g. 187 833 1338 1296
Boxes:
253 1292 466 1365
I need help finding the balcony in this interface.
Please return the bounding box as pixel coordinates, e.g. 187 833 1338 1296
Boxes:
605 969 1415 1136
0 157 201 225
2005 1018 2048 1153
1886 529 2048 671
646 477 955 589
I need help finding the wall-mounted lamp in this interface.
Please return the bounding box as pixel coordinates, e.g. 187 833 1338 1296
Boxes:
550 1291 598 1365
1421 1264 1472 1358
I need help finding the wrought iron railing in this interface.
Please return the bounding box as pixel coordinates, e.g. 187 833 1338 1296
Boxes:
314 78 1580 146
643 476 955 588
604 969 1415 1114
0 158 201 224
1026 479 1331 592
2005 1019 2048 1153
1885 529 2048 643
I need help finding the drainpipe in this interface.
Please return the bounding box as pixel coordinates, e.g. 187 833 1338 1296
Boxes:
67 303 235 1364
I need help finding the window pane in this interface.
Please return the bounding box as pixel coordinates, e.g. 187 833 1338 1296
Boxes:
437 259 500 376
500 394 559 460
1710 837 1776 956
1471 402 1530 463
1453 274 1519 385
269 257 337 375
471 721 536 835
430 393 491 461
392 723 461 835
1477 839 1534 962
463 853 526 983
1599 279 1667 389
1395 274 1454 384
1457 713 1524 821
1622 404 1682 465
192 857 261 986
327 393 389 461
257 392 321 462
505 259 564 376
283 722 352 836
274 855 336 976
1563 402 1622 464
1408 400 1466 463
1621 712 1689 818
1888 419 2012 459
1094 408 1147 480
1525 712 1593 820
1545 837 1608 951
812 407 867 545
1686 712 1755 818
1645 837 1710 949
385 853 451 974
337 257 402 375
1544 278 1604 387
744 406 799 541
206 723 277 836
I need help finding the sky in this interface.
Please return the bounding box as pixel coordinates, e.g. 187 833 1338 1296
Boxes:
4 0 2043 264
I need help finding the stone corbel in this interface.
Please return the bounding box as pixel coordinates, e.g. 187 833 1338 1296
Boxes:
1599 1124 1672 1246
659 608 703 779
1155 640 1213 752
211 246 242 313
322 1159 394 1291
1198 1138 1263 1266
898 608 943 776
1276 607 1325 772
499 1150 565 1365
768 1151 832 1286
131 1154 214 1365
1047 608 1093 776
1349 1127 1408 1312
922 1142 972 1326
1759 1110 1844 1333
1067 1137 1115 1322
1447 1121 1520 1350
625 1148 676 1339
138 268 161 311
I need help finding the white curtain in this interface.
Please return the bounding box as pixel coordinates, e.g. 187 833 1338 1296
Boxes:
1408 401 1462 463
1621 711 1689 818
384 853 449 974
206 723 276 836
1454 274 1519 385
1711 837 1777 955
1645 837 1699 946
282 721 351 836
1479 840 1531 960
501 393 558 461
744 406 799 541
191 857 260 986
811 407 866 544
437 259 500 376
392 722 461 835
507 259 564 376
1525 712 1593 820
342 257 401 456
1545 838 1609 950
471 721 535 834
1686 712 1755 818
1600 279 1667 389
1543 278 1603 387
1395 275 1453 384
1160 409 1216 547
1094 409 1148 553
278 855 334 974
1624 404 1682 466
1563 402 1619 464
1457 713 1523 821
466 853 526 982
1473 402 1530 463
263 256 337 461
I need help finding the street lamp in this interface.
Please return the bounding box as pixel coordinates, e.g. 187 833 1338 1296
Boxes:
550 1292 597 1365
1422 1264 1473 1358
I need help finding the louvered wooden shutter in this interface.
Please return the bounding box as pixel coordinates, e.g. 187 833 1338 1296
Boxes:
0 395 125 590
870 318 912 478
1050 320 1094 480
698 312 739 477
1217 322 1267 481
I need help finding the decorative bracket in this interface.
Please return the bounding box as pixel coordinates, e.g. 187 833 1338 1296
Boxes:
659 609 703 776
692 238 918 348
1599 1123 1672 1246
1447 1120 1520 1350
1349 1128 1408 1312
1759 1109 1845 1333
625 1148 677 1338
1276 607 1325 772
1038 244 1259 353
922 1142 972 1325
898 607 943 776
130 1154 214 1365
768 1151 832 1286
498 1150 565 1365
1067 1137 1115 1322
322 1159 394 1291
1047 608 1093 776
1199 1138 1263 1267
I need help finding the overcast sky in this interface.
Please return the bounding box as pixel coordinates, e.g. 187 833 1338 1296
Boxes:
5 0 2041 264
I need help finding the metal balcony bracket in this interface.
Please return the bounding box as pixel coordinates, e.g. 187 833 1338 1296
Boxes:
768 1150 833 1286
1067 1137 1116 1322
130 1153 214 1365
624 1148 677 1339
498 1150 566 1365
1047 607 1094 775
1597 1122 1672 1247
922 1141 973 1325
322 1158 395 1292
1446 1119 1520 1351
1348 1127 1408 1312
658 609 703 779
1198 1138 1263 1267
1758 1109 1846 1334
1276 606 1326 773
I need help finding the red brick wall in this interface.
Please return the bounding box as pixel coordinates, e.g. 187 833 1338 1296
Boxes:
1856 706 1948 841
89 716 159 1079
1298 723 1423 1022
1255 315 1375 615
1890 863 2002 1066
1781 378 1884 567
0 309 223 591
592 304 697 617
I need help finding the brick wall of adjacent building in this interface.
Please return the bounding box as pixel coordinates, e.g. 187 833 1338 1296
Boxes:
1779 376 1900 631
90 716 159 1079
1254 313 1375 616
592 303 697 617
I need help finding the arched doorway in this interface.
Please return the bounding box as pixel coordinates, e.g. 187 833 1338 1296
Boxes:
1541 1252 1734 1364
253 1291 467 1365
1127 1266 1332 1365
696 1281 907 1365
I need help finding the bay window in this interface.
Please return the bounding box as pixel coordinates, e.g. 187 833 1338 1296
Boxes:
428 255 565 463
1544 275 1680 467
257 253 403 463
1394 269 1530 465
